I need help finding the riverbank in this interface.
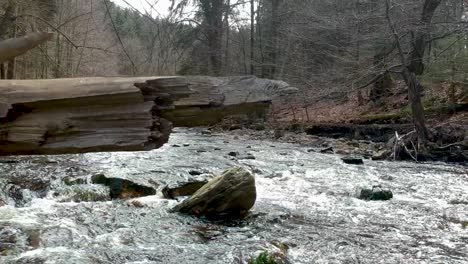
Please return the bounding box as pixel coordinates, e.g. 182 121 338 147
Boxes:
208 119 468 164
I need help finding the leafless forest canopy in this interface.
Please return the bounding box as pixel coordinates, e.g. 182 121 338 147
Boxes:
0 0 467 102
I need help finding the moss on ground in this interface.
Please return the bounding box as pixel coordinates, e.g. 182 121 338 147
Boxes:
250 252 277 264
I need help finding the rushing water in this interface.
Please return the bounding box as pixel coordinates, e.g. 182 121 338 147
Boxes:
0 128 467 264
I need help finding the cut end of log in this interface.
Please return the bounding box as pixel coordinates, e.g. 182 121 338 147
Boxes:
0 77 192 156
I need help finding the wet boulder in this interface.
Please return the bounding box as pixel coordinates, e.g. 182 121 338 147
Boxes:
358 186 393 201
91 174 157 199
173 166 256 217
162 181 208 199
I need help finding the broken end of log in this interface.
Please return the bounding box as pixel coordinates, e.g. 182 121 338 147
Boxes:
0 32 54 63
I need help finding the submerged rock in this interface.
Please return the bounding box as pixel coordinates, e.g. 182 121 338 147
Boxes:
239 153 256 160
358 186 393 201
372 149 390 161
201 130 212 135
342 156 364 165
162 181 208 199
320 147 334 154
0 227 19 255
91 174 157 199
173 166 256 217
188 170 203 176
57 185 110 203
63 176 87 186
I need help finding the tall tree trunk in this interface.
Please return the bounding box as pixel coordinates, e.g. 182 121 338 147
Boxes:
6 4 17 80
0 64 5 79
385 0 441 144
6 59 15 80
262 0 280 79
370 45 394 102
407 0 442 75
224 0 230 74
402 69 429 142
406 0 442 143
250 0 255 75
202 0 224 76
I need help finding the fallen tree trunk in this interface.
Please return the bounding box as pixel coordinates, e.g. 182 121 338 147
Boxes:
162 76 296 126
0 77 192 155
0 32 54 63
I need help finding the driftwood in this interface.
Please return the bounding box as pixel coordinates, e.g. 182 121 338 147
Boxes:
0 77 192 155
0 32 53 63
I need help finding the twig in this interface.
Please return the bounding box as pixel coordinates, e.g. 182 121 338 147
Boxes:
103 0 137 75
394 130 418 161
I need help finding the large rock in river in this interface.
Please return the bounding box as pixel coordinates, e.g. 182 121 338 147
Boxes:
173 166 256 217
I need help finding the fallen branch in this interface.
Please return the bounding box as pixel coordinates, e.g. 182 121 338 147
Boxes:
392 130 418 161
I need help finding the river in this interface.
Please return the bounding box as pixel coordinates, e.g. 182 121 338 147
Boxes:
1 128 467 263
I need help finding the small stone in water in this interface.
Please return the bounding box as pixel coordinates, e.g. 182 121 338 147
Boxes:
189 170 203 176
239 154 256 160
91 174 156 199
342 156 364 165
63 176 87 186
320 147 334 154
228 151 239 157
131 200 145 208
201 130 212 135
358 187 393 201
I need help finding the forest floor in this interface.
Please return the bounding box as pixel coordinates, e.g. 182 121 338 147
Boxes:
212 81 467 163
271 81 467 127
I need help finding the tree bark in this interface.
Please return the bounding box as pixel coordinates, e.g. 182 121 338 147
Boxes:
250 0 255 75
402 69 429 142
0 77 192 156
385 0 441 144
201 0 224 76
407 0 442 75
0 64 5 79
262 0 281 79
